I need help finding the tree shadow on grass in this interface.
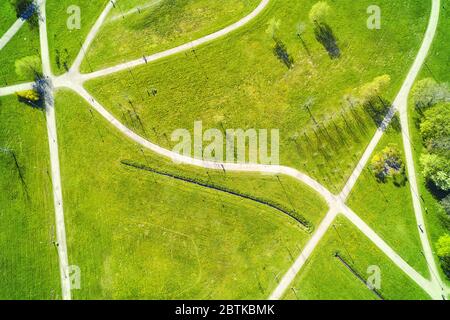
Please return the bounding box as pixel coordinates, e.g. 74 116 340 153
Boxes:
314 23 340 59
273 39 294 69
363 98 401 132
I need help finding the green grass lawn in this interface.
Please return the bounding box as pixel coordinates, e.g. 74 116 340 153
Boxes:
282 215 430 300
0 21 41 86
407 2 450 288
85 0 431 193
347 126 429 277
0 1 17 35
80 0 260 72
46 0 109 75
0 95 60 299
55 89 327 299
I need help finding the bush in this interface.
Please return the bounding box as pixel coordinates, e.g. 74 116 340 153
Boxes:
436 234 450 279
16 89 40 102
420 153 450 191
441 195 450 216
419 102 450 155
370 144 404 182
411 78 449 111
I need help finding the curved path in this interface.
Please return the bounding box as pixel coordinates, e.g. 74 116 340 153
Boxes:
60 0 271 84
0 0 446 300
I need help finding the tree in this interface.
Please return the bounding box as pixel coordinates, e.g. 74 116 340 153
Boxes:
419 102 450 153
265 18 280 40
359 74 391 105
436 234 450 278
309 1 331 25
411 78 450 111
15 55 41 80
16 89 40 102
370 144 404 181
441 195 450 216
420 153 450 191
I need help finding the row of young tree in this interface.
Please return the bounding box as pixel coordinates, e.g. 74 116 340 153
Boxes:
266 1 340 69
412 78 450 279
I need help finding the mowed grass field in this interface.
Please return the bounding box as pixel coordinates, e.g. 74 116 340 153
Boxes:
0 17 41 86
85 0 431 193
81 0 261 72
0 1 17 35
408 2 450 288
282 216 430 300
55 89 327 299
347 126 429 277
46 0 109 75
0 95 60 299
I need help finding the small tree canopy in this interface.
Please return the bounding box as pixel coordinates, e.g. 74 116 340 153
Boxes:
437 234 450 258
411 78 450 110
16 89 40 102
419 102 450 152
309 1 331 25
15 55 41 80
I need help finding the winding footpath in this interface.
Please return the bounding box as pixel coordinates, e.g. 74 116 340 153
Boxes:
0 0 447 300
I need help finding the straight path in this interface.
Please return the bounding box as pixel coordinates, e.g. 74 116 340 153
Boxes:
0 18 25 51
0 82 34 96
38 0 71 300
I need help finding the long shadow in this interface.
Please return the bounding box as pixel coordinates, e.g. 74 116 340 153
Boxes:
121 159 313 231
273 39 294 69
314 23 340 59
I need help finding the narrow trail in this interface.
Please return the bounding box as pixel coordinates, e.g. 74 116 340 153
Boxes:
38 0 71 300
0 18 25 52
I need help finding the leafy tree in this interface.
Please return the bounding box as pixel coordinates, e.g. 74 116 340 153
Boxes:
411 78 450 111
419 102 450 154
16 90 40 102
436 234 450 278
420 153 450 191
309 1 331 25
265 18 280 40
359 75 391 105
441 195 450 216
15 55 41 80
370 144 404 182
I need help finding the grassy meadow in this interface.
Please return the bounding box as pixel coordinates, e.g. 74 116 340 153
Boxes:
347 126 429 277
81 0 261 72
55 89 327 299
282 215 430 300
0 95 60 299
85 0 431 193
